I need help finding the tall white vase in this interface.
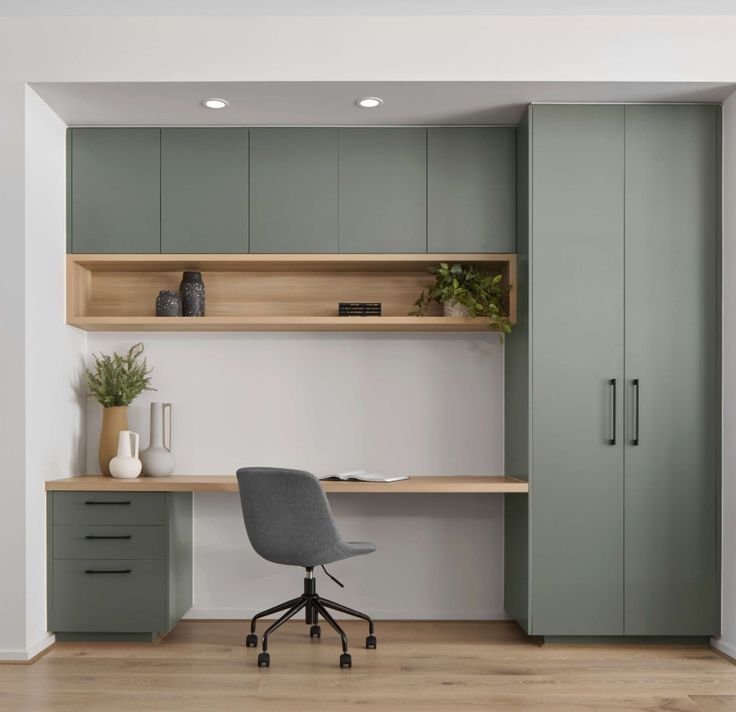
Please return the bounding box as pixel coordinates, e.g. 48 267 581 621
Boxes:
140 402 176 477
109 431 142 479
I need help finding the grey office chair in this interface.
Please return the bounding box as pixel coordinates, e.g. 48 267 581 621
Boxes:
236 467 377 668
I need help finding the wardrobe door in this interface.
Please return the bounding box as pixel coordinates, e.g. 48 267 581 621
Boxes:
530 105 625 635
624 105 719 635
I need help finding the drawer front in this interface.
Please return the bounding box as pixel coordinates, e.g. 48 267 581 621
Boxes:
53 492 166 525
50 559 167 632
53 525 167 560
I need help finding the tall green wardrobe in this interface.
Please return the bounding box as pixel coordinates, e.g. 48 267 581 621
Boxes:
505 103 720 638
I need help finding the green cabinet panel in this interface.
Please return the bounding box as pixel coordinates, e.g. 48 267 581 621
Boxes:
50 559 168 633
70 128 160 253
530 105 625 635
53 491 166 526
504 112 531 633
161 128 248 253
249 128 338 253
338 128 426 253
52 525 167 560
47 492 192 638
428 128 516 253
504 103 720 640
623 105 719 635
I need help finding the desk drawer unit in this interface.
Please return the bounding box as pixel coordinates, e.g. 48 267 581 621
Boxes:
52 491 167 525
47 491 192 640
52 525 167 559
51 559 167 632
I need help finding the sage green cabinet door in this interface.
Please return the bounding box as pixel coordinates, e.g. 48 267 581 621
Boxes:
250 129 338 253
623 105 719 636
70 128 160 253
530 105 625 636
161 128 248 253
428 128 516 253
338 129 426 253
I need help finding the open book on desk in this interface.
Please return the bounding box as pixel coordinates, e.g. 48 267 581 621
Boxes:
319 470 409 483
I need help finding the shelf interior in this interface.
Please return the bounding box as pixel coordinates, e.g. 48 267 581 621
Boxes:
67 253 516 331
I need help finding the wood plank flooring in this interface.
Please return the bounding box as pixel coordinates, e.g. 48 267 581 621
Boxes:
1 621 735 712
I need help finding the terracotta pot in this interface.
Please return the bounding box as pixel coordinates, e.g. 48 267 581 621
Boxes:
99 406 129 476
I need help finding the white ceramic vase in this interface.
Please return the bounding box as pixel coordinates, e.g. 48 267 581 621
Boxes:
140 402 176 477
109 431 142 479
443 299 470 317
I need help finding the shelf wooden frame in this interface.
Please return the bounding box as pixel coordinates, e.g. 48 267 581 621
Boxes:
66 253 517 332
45 475 529 494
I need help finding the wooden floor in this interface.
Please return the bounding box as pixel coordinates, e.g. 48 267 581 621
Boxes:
2 620 736 712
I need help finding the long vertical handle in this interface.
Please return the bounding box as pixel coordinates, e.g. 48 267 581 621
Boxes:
163 403 172 452
632 379 640 446
608 378 617 446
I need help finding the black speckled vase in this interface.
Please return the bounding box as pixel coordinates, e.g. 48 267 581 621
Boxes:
179 271 206 317
155 290 182 317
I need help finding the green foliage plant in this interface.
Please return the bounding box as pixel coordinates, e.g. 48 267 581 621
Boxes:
410 262 512 335
83 342 155 408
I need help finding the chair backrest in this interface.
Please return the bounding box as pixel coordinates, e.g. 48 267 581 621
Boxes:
236 467 343 567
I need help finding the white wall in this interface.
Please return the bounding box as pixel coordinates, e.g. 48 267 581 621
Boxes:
3 11 736 656
85 333 505 619
23 87 87 658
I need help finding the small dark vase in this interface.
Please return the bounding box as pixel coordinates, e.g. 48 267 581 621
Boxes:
155 290 182 317
179 271 206 317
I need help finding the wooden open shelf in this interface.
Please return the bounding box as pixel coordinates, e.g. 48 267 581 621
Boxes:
67 254 516 332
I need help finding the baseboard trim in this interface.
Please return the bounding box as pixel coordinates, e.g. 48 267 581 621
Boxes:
0 634 55 664
711 637 736 663
184 608 511 621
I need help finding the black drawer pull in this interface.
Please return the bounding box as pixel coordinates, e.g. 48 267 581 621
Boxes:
85 569 132 574
84 501 131 506
84 535 132 540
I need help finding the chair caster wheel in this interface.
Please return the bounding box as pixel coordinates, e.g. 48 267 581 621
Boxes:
340 652 352 668
245 633 258 647
310 624 321 638
257 652 270 667
366 634 377 649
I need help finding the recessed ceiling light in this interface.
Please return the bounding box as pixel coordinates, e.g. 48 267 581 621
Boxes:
202 98 229 110
356 97 383 109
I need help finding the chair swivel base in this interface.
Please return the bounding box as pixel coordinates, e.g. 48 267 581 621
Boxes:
245 568 376 668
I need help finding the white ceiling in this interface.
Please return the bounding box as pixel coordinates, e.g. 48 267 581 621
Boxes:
32 81 736 127
6 0 736 16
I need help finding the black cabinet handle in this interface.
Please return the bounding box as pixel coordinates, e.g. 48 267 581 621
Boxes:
84 501 131 506
84 535 132 540
84 569 132 574
608 378 617 445
632 379 640 446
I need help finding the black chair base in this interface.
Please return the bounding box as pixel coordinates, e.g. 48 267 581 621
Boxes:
245 567 376 668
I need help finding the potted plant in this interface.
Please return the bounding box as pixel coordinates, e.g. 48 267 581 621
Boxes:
83 343 155 476
410 263 512 335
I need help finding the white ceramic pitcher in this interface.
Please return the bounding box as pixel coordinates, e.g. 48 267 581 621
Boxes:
141 402 176 477
109 430 142 479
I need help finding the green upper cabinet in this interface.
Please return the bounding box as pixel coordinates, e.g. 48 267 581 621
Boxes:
161 128 248 253
70 128 160 253
428 128 516 253
249 128 338 253
338 128 427 253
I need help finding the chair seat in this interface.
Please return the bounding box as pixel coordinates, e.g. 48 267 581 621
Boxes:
311 540 376 567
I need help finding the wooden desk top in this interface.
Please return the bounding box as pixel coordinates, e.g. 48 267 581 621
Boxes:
45 475 529 494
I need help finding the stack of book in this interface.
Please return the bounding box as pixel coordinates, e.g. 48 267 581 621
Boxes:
338 302 382 317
